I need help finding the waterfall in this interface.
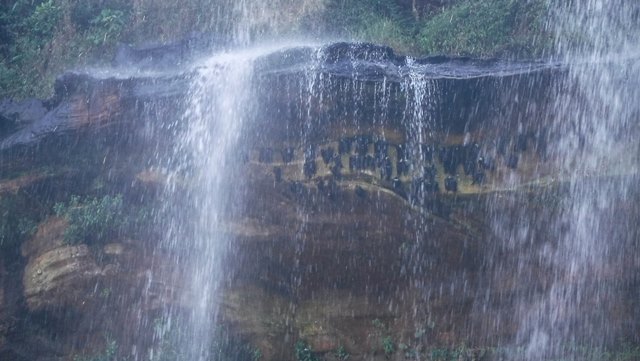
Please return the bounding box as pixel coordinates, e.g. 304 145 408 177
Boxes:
510 2 640 359
159 43 317 360
152 2 639 360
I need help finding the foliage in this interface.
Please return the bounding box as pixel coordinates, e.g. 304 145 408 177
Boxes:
418 0 551 58
382 336 394 356
54 194 151 245
87 9 127 46
251 347 263 361
295 340 321 361
74 339 118 361
0 0 554 99
371 318 385 330
335 345 349 361
25 0 62 40
323 0 417 53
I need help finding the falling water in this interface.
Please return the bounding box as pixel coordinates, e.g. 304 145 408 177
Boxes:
200 0 325 46
510 2 640 360
164 49 259 361
153 1 639 360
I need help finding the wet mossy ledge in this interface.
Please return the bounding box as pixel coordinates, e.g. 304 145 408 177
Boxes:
0 42 639 361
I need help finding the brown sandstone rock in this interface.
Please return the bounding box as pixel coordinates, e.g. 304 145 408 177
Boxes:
23 245 101 311
21 217 67 259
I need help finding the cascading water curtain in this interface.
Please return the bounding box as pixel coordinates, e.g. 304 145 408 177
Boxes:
513 2 640 360
159 50 259 361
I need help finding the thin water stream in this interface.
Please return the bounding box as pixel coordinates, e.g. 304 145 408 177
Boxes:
151 2 639 360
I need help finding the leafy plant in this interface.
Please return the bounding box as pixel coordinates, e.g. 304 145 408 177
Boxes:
323 0 417 53
87 9 127 46
295 340 321 361
335 345 349 361
382 336 394 356
251 348 263 361
25 0 61 39
371 318 385 330
74 338 118 361
418 0 551 58
54 195 126 245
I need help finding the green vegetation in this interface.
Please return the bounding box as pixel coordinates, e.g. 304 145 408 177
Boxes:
324 0 550 57
54 194 151 245
371 318 385 330
294 340 321 361
54 195 125 244
382 336 395 356
335 345 349 360
74 339 119 361
1 0 553 99
322 0 416 53
418 0 551 57
251 347 263 361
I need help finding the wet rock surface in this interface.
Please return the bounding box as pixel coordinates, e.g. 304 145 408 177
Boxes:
0 42 638 361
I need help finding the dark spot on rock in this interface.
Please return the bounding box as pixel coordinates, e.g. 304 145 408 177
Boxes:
355 136 370 156
515 134 528 152
331 163 342 178
333 155 343 168
305 145 316 160
316 179 325 191
463 143 480 175
463 160 476 176
411 177 439 205
392 177 403 191
349 155 364 171
397 159 410 175
472 171 485 185
289 181 305 195
479 156 495 171
496 137 508 155
321 147 335 165
317 179 338 199
535 131 548 159
396 144 407 162
273 167 282 182
507 154 519 169
364 155 376 170
444 176 458 192
392 177 406 198
374 140 388 163
338 138 352 154
281 148 295 164
304 159 317 178
424 179 439 194
423 164 437 180
440 146 463 175
421 144 434 162
259 148 273 163
355 185 367 198
380 156 393 180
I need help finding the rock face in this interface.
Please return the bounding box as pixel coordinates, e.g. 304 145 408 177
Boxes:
0 42 638 361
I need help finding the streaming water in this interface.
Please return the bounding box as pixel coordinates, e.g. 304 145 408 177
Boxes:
508 2 640 360
202 0 325 46
154 2 639 360
159 44 312 360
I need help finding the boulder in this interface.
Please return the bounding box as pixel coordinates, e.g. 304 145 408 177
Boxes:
0 98 47 135
23 245 101 311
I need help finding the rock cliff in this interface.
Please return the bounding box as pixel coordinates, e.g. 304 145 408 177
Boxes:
0 42 638 361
